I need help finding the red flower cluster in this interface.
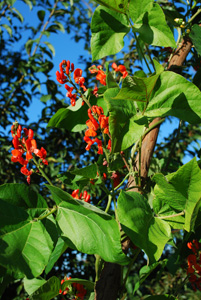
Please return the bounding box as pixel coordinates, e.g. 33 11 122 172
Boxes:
11 122 48 184
60 277 71 296
83 105 111 155
89 65 106 86
111 171 122 188
72 282 87 300
71 189 91 203
59 277 87 300
187 239 201 291
56 60 87 106
56 59 75 84
111 62 128 78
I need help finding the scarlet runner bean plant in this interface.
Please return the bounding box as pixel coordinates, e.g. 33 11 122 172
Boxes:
2 0 201 299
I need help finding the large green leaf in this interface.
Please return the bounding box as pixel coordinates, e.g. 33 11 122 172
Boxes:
0 200 54 278
145 71 201 124
113 66 163 112
47 185 129 265
190 24 201 56
91 6 130 61
29 276 61 300
117 191 171 264
153 158 201 232
105 87 148 152
24 277 46 295
45 237 68 275
133 262 159 294
129 0 153 23
133 3 176 47
92 0 129 13
70 164 98 179
0 183 48 209
47 98 88 132
153 197 185 230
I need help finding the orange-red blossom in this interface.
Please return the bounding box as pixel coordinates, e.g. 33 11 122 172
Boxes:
89 65 106 86
111 62 128 78
11 123 48 184
59 277 87 299
186 239 201 291
84 105 111 155
71 189 91 203
56 60 87 106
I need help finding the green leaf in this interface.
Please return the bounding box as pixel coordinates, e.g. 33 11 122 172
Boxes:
105 87 148 152
25 39 34 55
145 71 201 124
37 10 45 22
29 276 61 300
113 63 163 112
153 197 185 230
12 7 24 22
153 158 201 232
24 277 46 295
0 183 48 209
0 200 54 278
70 164 98 179
47 185 129 265
134 3 176 47
2 24 12 36
23 0 33 10
129 0 153 23
61 278 94 292
40 94 52 103
47 98 88 132
91 6 130 61
117 191 171 264
43 42 55 56
190 24 201 56
91 0 129 13
133 262 159 294
45 237 68 275
54 21 65 33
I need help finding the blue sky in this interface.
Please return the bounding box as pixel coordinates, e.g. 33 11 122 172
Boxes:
14 0 90 123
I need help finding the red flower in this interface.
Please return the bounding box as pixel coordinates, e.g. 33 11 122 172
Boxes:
112 62 128 78
10 123 48 184
72 190 91 203
186 240 201 291
96 70 106 85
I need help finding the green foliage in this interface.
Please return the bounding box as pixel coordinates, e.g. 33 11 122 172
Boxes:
91 6 130 61
2 0 201 299
117 191 171 264
48 185 129 265
190 24 201 56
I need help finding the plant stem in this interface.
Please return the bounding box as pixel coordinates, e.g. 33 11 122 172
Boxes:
105 194 112 213
134 32 152 73
32 0 59 56
35 206 57 221
138 136 142 188
145 43 156 72
126 14 152 73
188 8 201 24
114 173 130 191
157 211 185 219
32 156 54 186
